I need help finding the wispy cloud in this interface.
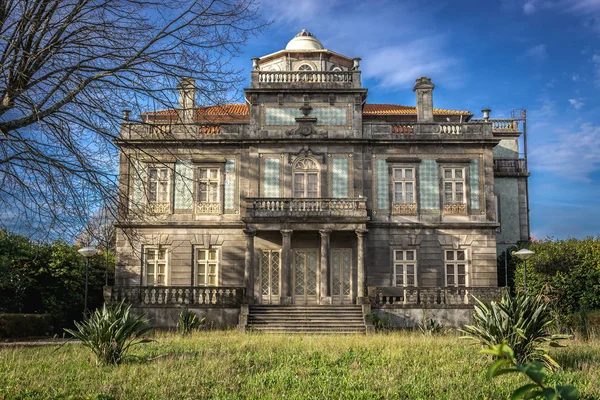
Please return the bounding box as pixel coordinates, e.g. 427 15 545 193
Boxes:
568 98 584 109
525 44 547 60
593 54 600 85
530 122 600 180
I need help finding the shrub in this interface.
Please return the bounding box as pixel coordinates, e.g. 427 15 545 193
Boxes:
460 291 569 369
483 343 578 400
177 309 204 335
0 314 54 338
365 311 391 331
64 300 152 365
418 318 443 336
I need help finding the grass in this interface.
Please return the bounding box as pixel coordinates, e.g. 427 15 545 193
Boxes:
0 331 599 399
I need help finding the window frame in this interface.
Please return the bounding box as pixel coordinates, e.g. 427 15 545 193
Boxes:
194 165 223 214
391 166 417 215
444 249 468 287
392 249 418 287
144 247 168 286
195 247 219 286
146 165 172 212
293 157 320 198
441 165 468 215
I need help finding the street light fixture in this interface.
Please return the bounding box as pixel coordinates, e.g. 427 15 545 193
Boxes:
512 248 535 291
78 246 97 316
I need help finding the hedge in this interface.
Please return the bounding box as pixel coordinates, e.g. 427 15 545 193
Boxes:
0 314 55 338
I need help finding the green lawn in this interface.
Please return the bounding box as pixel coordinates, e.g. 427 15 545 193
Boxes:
1 332 599 399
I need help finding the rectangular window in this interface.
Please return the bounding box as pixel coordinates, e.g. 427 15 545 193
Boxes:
294 172 318 198
392 167 416 214
147 167 170 204
197 248 218 286
196 167 221 214
445 250 467 287
145 248 167 286
443 167 466 214
393 249 417 287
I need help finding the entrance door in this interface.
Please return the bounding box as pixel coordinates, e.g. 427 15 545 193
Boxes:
260 250 280 304
293 249 318 304
331 249 352 304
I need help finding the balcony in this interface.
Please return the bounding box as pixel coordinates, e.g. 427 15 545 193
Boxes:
244 197 368 222
250 70 362 89
104 286 245 307
494 158 528 176
470 118 522 133
372 286 506 308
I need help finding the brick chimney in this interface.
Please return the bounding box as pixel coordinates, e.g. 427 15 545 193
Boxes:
177 77 196 123
413 77 435 123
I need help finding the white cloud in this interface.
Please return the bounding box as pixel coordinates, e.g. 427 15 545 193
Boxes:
525 44 547 60
523 0 537 13
568 98 584 109
572 74 580 81
530 122 600 180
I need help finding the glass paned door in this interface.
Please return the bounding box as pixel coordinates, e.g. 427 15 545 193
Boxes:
260 250 280 304
293 249 318 304
331 249 352 304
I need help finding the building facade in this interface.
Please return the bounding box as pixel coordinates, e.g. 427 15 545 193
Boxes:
109 30 529 328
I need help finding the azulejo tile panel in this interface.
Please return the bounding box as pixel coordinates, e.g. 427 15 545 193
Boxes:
332 157 349 198
265 107 298 126
419 159 439 210
174 160 194 210
262 158 281 197
263 104 350 128
131 159 145 208
470 158 480 210
377 158 389 210
311 107 347 126
224 159 236 212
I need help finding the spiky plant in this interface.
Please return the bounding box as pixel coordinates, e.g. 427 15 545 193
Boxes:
460 291 569 369
65 300 152 365
177 309 204 335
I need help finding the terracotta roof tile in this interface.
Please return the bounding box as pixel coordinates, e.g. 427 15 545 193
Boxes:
364 104 471 116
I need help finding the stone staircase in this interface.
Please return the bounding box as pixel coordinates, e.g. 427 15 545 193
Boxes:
243 305 368 334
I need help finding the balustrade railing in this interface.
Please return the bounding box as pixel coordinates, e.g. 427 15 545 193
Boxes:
257 70 353 84
374 286 505 307
246 197 367 219
392 124 414 135
470 118 521 132
438 123 463 135
494 158 527 174
105 286 245 307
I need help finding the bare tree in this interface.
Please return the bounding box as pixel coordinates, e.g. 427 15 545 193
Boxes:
0 0 265 239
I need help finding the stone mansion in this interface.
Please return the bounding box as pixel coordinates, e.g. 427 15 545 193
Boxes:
108 30 530 330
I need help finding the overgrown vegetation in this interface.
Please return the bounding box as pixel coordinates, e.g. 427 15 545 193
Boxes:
418 318 443 336
484 343 578 400
64 300 152 365
500 237 600 337
1 332 598 399
461 291 569 369
176 309 205 335
0 229 114 330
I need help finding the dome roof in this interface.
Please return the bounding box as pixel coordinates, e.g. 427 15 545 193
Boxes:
285 29 324 51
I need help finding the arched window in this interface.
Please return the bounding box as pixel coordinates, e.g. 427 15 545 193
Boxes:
293 157 319 198
298 63 313 71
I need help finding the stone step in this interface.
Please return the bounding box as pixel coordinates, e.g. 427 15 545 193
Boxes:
249 326 366 334
248 316 364 321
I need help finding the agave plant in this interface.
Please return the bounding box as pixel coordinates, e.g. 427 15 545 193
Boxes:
418 318 443 336
177 308 205 335
65 300 152 365
460 291 569 369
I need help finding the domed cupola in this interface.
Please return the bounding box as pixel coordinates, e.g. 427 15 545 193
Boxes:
285 29 324 51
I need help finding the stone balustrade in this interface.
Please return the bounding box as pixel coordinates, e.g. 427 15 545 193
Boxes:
104 286 245 307
250 70 361 89
245 197 368 220
373 286 505 308
470 118 521 132
120 123 243 140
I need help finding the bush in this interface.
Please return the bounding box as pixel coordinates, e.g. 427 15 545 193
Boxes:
64 300 152 365
418 318 443 336
0 314 54 338
177 309 204 335
460 291 569 369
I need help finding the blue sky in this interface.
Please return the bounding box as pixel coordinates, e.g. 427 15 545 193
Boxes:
233 0 600 239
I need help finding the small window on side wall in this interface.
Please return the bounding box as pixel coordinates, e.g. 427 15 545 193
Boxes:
197 248 218 286
445 249 467 287
393 249 417 287
145 248 168 286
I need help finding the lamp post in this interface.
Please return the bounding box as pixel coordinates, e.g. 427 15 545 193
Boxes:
512 248 535 291
78 246 97 316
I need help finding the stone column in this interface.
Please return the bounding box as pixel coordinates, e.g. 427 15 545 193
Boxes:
319 229 332 305
356 229 368 303
280 229 293 305
243 228 256 303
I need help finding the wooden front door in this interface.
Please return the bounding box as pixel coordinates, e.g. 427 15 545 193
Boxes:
260 250 280 304
293 249 319 304
331 249 352 304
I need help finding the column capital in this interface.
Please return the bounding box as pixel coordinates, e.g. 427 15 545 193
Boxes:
243 228 256 237
319 229 332 237
281 229 293 238
355 229 368 238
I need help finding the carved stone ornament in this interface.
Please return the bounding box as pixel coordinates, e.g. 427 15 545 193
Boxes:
285 99 327 138
288 146 326 164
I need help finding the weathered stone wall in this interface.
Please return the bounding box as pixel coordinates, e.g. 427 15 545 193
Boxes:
372 307 473 328
132 306 240 329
